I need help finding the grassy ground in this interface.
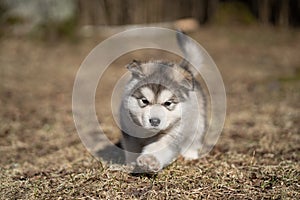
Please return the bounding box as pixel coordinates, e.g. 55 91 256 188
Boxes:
0 26 299 199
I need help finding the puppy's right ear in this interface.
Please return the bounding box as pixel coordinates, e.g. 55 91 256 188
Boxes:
126 60 145 78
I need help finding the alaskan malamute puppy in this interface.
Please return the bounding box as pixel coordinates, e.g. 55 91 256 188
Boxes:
120 32 206 173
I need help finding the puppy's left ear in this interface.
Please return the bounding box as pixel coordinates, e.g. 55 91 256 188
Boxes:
126 60 145 78
179 60 194 91
180 70 194 91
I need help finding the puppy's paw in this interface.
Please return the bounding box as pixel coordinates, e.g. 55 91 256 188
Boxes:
181 150 199 160
137 154 162 173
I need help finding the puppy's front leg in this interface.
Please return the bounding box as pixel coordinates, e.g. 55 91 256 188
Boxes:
137 137 180 172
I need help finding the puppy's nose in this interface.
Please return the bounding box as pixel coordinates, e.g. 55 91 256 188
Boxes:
149 118 160 127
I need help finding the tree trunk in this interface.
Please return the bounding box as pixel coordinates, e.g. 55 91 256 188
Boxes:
192 0 207 24
206 0 219 23
78 0 105 25
258 0 271 25
278 0 289 27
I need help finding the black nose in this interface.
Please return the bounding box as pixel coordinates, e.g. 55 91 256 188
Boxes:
149 118 160 127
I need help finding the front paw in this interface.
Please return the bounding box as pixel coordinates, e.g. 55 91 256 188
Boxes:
137 154 162 173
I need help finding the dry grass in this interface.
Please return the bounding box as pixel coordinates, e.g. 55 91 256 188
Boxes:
0 26 299 199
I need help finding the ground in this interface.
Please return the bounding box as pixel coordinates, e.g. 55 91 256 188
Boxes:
0 26 299 199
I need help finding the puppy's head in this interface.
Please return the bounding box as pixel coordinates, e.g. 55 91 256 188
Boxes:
125 60 194 131
127 84 181 131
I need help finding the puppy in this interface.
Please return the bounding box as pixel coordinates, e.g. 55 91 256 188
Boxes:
119 32 206 173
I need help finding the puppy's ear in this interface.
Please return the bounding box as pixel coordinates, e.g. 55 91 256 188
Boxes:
180 70 194 91
179 60 194 91
126 60 145 78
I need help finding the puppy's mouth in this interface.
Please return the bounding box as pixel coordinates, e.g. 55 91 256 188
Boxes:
147 127 161 131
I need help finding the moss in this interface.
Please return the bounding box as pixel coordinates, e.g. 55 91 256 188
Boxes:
278 68 300 82
4 16 26 25
213 1 257 26
30 15 78 42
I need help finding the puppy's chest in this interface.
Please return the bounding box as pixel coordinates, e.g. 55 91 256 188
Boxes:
139 131 168 147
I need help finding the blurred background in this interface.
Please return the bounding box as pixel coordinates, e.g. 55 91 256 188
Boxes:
1 0 300 39
0 1 299 198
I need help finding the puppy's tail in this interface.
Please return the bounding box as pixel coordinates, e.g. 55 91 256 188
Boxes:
176 31 204 76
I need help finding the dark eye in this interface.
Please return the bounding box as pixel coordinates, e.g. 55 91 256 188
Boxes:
138 97 149 107
163 101 172 107
142 98 149 105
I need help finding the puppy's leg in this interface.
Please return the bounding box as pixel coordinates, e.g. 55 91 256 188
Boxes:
137 136 180 172
121 133 143 166
181 142 200 160
181 116 206 160
181 131 203 160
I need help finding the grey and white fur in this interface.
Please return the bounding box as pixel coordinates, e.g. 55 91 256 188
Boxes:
120 32 206 173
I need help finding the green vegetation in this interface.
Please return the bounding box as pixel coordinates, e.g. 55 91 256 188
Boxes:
214 1 256 25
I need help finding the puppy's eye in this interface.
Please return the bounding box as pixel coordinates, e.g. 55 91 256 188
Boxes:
163 101 172 107
138 97 149 107
142 98 149 105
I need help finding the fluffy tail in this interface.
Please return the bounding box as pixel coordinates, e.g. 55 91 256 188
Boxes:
176 31 204 76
